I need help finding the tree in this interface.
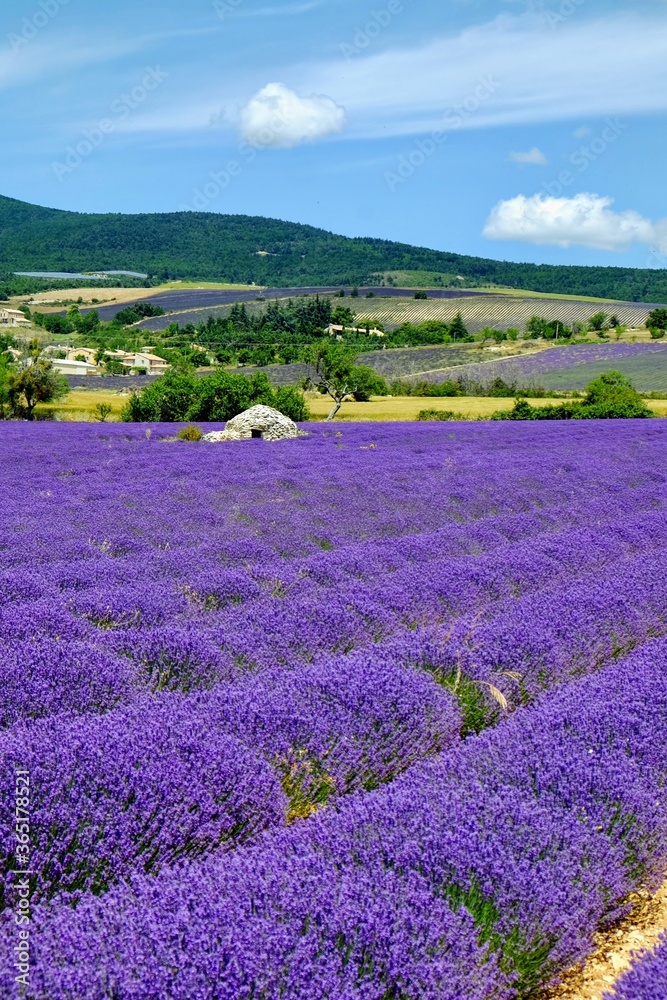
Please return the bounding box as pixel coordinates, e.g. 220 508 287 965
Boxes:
122 369 309 423
493 370 652 421
349 366 388 402
525 316 549 339
587 311 609 332
647 308 667 331
305 343 361 421
448 312 469 341
94 403 113 422
331 305 356 328
7 359 69 420
580 370 652 419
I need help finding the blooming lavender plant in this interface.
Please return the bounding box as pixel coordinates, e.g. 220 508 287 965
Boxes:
606 935 667 1000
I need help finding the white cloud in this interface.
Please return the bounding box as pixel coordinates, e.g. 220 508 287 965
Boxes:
509 147 548 165
573 125 592 139
310 11 667 140
239 82 346 148
483 193 667 252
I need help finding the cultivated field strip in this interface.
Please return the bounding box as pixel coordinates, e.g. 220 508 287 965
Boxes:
2 422 667 999
539 351 667 392
416 342 667 388
135 293 660 334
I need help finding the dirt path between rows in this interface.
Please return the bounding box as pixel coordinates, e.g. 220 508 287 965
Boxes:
542 878 667 1000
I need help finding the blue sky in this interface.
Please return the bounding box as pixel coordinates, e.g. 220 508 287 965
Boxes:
1 0 667 269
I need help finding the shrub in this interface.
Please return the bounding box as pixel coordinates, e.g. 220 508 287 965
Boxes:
123 370 310 423
177 426 204 441
649 328 666 340
492 371 653 421
417 409 458 421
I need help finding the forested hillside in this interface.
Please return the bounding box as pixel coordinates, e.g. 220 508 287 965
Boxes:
2 193 667 300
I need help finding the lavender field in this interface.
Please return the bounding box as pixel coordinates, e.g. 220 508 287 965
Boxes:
2 421 667 998
421 341 667 390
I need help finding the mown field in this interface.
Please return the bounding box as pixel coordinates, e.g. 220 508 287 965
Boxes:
37 385 667 422
2 421 667 1000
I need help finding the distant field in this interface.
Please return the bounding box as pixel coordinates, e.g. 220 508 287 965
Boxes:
37 388 667 423
16 281 258 312
131 292 658 336
305 396 575 421
377 272 632 304
540 352 667 392
344 295 654 333
417 342 667 391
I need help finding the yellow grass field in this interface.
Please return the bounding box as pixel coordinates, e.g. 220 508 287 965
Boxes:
36 388 667 423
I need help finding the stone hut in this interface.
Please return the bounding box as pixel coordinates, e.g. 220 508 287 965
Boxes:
203 405 301 443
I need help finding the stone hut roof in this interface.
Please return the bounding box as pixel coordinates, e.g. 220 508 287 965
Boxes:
203 405 301 442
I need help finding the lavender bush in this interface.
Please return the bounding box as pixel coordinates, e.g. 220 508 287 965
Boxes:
607 936 667 1000
1 421 667 998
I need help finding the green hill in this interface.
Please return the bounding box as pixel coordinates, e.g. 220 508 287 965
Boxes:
1 193 667 301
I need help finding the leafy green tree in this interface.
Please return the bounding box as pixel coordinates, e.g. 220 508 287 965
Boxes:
448 312 469 341
122 369 309 423
350 366 388 402
122 371 198 422
525 316 549 339
305 343 360 421
580 370 652 419
94 403 113 422
493 371 652 421
7 359 69 420
647 308 667 330
331 305 356 328
587 311 609 332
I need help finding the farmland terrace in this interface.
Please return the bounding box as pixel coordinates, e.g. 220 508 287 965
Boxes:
129 291 661 335
74 286 487 324
413 342 667 392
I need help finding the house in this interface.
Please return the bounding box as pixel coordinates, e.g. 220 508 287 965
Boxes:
51 359 98 376
133 352 171 375
66 347 98 363
326 324 385 338
0 308 31 327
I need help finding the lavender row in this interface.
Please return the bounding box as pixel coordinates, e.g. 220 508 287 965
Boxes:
5 538 666 907
2 423 666 574
420 341 667 386
606 937 667 1000
4 510 667 732
10 637 667 1000
0 653 459 907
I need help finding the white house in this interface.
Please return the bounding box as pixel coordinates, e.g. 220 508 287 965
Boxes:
51 359 98 376
133 352 170 375
326 324 385 338
0 308 31 327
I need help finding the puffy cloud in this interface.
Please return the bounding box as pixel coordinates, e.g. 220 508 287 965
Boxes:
483 193 667 252
239 82 346 149
509 147 548 165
